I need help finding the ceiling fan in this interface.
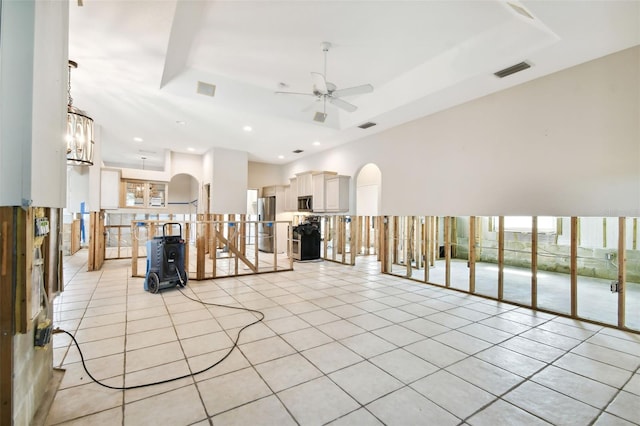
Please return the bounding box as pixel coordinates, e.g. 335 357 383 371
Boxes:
276 42 374 121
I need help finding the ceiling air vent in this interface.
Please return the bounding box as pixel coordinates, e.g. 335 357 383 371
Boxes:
494 61 531 78
358 122 377 129
196 81 216 97
314 112 327 123
292 149 303 154
507 2 534 20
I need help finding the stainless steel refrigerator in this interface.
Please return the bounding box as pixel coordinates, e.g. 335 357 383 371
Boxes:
257 196 276 252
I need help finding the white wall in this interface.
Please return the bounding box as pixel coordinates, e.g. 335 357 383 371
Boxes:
0 0 36 206
66 166 90 213
210 148 248 214
279 46 640 217
248 161 286 189
171 151 203 182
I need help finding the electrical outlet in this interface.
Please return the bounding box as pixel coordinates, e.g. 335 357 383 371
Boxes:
34 319 52 348
606 252 616 260
610 281 619 293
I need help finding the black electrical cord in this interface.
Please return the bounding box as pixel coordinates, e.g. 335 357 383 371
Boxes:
53 286 265 391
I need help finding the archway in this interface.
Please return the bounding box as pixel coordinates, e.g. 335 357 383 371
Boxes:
355 163 382 258
168 173 199 216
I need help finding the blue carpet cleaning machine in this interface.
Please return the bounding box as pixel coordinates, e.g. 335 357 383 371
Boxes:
145 223 188 293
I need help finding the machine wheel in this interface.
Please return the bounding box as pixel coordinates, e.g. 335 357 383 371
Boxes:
148 272 160 294
178 270 188 287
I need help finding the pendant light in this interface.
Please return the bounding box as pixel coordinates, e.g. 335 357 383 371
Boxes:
66 60 94 166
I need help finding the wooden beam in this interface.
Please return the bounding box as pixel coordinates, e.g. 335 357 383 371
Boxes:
571 217 578 317
445 217 451 287
215 232 257 273
211 222 218 278
0 208 15 425
350 216 357 265
469 216 476 293
618 217 626 328
531 216 538 309
131 222 139 277
498 216 505 300
633 218 637 250
15 207 30 333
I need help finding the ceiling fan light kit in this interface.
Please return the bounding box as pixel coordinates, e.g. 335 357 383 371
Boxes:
276 41 374 121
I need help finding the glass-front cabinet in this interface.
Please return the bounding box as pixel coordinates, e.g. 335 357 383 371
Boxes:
121 180 167 208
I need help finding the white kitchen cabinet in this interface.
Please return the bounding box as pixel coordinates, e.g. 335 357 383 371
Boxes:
286 178 298 211
312 171 337 212
284 185 295 211
296 172 313 196
325 175 350 212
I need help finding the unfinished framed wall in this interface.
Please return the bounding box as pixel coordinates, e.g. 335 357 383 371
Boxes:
383 215 639 332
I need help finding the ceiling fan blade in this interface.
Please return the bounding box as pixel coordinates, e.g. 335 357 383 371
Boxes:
275 91 316 96
311 72 328 94
329 97 358 112
332 84 374 98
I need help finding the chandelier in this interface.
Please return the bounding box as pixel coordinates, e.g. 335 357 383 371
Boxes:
66 60 94 166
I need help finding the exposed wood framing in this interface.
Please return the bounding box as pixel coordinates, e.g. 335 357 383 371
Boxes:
392 216 398 265
70 219 81 255
88 211 105 271
603 217 607 249
184 222 191 276
469 216 476 293
531 216 538 309
0 208 15 425
381 217 390 273
498 216 505 300
211 224 218 277
571 217 578 317
131 223 139 277
445 217 451 287
618 217 626 328
633 218 637 250
406 217 412 278
424 217 430 283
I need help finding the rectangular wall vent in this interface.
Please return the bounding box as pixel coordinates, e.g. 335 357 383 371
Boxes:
196 81 216 97
494 61 531 78
358 122 377 129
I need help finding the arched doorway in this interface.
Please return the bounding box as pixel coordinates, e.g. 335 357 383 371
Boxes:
355 163 382 258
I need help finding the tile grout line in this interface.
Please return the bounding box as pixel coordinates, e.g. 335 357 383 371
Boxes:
589 364 640 426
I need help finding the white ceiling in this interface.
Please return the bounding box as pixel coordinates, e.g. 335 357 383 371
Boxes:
68 0 640 170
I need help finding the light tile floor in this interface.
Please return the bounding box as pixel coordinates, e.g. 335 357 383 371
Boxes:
47 251 640 425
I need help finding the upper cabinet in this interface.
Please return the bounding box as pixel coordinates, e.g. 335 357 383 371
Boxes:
326 175 350 212
296 172 313 196
286 170 350 213
120 179 167 208
312 171 337 212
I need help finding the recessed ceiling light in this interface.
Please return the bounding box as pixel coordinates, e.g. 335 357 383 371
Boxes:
133 137 143 142
312 141 320 146
176 120 186 125
187 147 195 152
278 155 284 159
243 125 252 132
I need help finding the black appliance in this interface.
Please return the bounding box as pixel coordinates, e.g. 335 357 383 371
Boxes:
145 223 188 293
297 196 312 212
292 221 321 261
